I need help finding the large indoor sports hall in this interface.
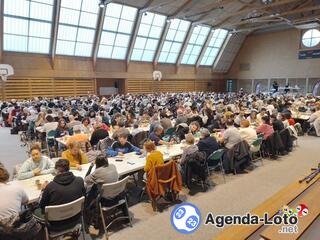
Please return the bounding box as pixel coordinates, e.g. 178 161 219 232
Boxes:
0 0 319 240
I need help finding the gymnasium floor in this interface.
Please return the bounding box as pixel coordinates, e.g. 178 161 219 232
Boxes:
0 127 318 240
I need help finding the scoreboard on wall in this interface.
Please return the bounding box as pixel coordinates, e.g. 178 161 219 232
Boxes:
298 49 320 59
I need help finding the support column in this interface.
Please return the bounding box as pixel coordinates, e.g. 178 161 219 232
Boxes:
251 79 254 93
306 77 309 94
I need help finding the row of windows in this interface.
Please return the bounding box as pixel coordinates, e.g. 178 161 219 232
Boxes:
2 0 229 66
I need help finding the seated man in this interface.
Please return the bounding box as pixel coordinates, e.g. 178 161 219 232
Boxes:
270 114 284 132
107 132 141 157
17 144 55 180
222 119 242 149
34 159 85 231
197 128 219 159
149 125 170 146
62 141 88 170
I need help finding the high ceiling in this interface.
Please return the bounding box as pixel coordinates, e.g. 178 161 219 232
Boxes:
115 0 320 33
0 0 319 73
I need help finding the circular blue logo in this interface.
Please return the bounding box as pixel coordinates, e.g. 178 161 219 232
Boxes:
170 203 201 234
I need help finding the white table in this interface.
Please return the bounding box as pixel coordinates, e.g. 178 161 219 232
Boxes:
12 143 185 203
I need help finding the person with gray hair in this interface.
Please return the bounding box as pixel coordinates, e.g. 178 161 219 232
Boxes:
197 128 220 159
180 133 198 165
149 124 171 146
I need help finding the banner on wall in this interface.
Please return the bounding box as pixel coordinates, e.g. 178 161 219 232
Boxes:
298 49 320 59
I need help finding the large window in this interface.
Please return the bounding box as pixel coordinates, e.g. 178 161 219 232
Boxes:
131 12 166 62
98 3 137 60
158 19 190 64
200 29 228 66
302 29 320 48
56 0 99 57
181 25 210 65
3 0 54 54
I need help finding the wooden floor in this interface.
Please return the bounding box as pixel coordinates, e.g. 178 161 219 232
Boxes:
215 171 320 240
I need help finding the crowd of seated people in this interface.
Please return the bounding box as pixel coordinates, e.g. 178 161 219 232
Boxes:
0 92 320 238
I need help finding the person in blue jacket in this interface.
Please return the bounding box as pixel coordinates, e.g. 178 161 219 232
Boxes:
107 132 141 157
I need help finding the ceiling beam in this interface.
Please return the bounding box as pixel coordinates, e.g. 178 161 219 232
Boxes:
0 0 4 62
192 0 235 25
232 4 320 28
290 14 320 24
195 28 213 69
140 0 173 13
176 24 194 70
168 0 193 20
92 7 106 70
172 0 232 21
50 0 61 69
153 21 170 68
126 12 143 69
233 21 289 33
214 0 302 27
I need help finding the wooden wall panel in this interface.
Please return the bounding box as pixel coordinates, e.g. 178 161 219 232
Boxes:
1 78 95 100
127 79 226 94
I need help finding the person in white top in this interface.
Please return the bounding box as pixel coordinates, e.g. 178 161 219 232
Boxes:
43 115 58 135
0 166 29 220
239 119 259 152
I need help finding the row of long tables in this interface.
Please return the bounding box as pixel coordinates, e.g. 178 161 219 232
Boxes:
11 143 184 203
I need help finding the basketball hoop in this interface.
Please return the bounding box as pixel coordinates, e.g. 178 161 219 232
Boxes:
0 64 14 81
1 75 7 81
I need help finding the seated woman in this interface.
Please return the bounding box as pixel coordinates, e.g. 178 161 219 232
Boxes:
61 141 88 170
0 166 41 240
81 117 93 135
239 119 258 151
84 155 118 192
17 144 55 180
180 133 199 166
143 140 164 174
256 116 274 140
90 125 109 147
107 132 141 157
189 121 201 137
54 118 69 138
93 116 109 132
247 110 258 126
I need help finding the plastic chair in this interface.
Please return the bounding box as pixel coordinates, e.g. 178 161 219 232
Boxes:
257 133 264 140
207 149 226 183
250 138 264 165
98 176 132 239
44 196 85 240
